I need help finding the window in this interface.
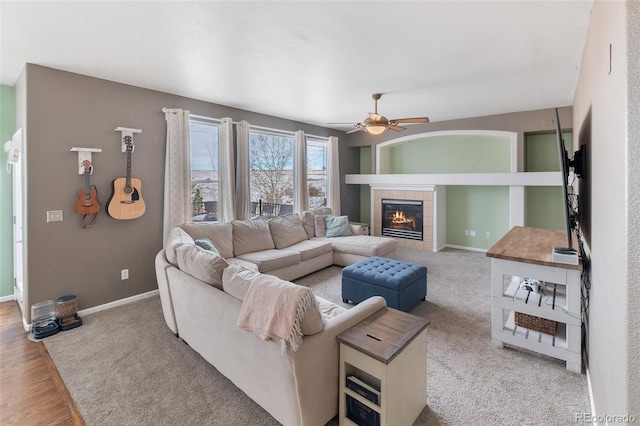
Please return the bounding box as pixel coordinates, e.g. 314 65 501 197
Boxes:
248 130 294 217
189 120 220 222
307 137 328 209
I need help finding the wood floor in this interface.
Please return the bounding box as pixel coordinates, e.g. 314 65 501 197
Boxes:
0 301 84 425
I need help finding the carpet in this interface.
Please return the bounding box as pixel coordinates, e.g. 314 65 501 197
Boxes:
44 247 590 425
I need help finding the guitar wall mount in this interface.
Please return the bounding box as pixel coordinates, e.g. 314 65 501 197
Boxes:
70 147 102 174
115 127 142 152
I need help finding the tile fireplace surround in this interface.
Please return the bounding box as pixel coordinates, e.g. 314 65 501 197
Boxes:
372 188 434 251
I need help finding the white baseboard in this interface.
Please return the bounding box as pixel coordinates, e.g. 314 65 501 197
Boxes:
444 244 488 253
23 290 159 331
78 289 159 317
586 364 598 424
0 294 15 303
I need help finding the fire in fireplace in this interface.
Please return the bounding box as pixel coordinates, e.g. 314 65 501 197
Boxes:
381 199 424 240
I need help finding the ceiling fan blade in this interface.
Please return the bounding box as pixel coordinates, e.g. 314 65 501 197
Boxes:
347 127 365 134
388 125 407 132
389 117 430 124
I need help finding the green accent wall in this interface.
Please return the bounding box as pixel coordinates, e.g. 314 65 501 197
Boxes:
388 135 511 173
386 134 511 249
360 146 371 224
524 132 573 230
446 186 510 250
0 85 15 298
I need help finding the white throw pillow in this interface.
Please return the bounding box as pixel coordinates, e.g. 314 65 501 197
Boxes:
314 215 326 238
302 208 333 238
232 219 275 256
269 214 308 249
222 264 261 300
176 244 229 289
166 227 195 266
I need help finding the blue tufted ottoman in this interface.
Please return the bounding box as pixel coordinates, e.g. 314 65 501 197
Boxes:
341 257 427 312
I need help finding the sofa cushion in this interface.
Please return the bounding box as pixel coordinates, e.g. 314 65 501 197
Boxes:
284 239 333 261
236 249 300 273
232 219 275 256
180 222 234 259
223 264 324 335
315 235 397 257
222 263 261 300
268 214 308 249
301 208 333 238
324 215 352 238
166 227 195 266
176 244 229 289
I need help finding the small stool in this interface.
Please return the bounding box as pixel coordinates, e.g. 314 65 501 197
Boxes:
342 257 427 312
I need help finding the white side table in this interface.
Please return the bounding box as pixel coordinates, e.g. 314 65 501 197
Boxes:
337 307 429 425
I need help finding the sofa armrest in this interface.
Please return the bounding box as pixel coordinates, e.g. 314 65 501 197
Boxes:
290 296 387 425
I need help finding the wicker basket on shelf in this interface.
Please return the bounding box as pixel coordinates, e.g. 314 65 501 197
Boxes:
514 312 558 336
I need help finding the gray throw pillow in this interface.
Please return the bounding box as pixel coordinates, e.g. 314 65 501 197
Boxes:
324 215 352 238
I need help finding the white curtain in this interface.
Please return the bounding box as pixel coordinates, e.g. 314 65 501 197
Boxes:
327 136 341 214
235 120 251 220
294 130 308 216
219 118 235 222
163 108 191 243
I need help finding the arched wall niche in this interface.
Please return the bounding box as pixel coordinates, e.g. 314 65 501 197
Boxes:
375 130 519 174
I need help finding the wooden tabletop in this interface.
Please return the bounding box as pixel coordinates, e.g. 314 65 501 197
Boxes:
337 307 429 364
486 226 581 270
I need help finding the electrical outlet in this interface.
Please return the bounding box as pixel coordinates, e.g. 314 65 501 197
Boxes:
121 269 129 280
46 210 63 223
486 232 491 239
464 229 469 236
469 230 476 237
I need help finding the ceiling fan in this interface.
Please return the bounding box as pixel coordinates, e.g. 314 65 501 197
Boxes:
337 93 430 135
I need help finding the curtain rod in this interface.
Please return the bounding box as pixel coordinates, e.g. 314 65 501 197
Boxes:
164 109 333 140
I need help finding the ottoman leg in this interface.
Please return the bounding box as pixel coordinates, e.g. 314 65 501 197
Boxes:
342 298 349 304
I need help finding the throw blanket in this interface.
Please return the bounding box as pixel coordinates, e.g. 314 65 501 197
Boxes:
237 275 316 352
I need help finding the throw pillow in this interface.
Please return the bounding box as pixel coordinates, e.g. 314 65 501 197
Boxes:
166 227 195 266
301 208 333 238
232 219 275 256
180 222 233 259
324 215 352 238
222 263 261 300
194 237 220 255
269 214 308 249
314 215 326 238
176 244 229 289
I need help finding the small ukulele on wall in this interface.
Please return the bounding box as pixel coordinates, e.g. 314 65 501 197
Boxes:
74 160 100 215
107 136 146 219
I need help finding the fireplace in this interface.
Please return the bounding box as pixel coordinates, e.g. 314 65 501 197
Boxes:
381 199 424 240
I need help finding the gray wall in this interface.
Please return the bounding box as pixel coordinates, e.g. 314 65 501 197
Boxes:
573 0 640 418
18 64 346 320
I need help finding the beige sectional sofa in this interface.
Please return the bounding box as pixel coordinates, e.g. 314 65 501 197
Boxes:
154 212 396 425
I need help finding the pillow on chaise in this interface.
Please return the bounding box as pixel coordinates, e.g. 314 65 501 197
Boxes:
302 208 333 238
324 215 352 238
176 244 229 289
314 215 326 238
269 214 308 249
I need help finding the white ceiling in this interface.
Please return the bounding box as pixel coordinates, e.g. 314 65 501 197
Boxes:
1 1 592 131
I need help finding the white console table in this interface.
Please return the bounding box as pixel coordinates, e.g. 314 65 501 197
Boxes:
487 226 582 373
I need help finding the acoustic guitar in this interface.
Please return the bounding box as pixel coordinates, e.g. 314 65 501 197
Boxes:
74 160 100 215
106 136 146 220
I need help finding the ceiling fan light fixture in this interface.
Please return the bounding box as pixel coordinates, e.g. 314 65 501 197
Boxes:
364 124 387 135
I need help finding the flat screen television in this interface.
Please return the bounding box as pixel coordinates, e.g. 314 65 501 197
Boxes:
553 108 578 264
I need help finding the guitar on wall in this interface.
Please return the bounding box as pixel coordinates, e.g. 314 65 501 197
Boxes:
106 136 146 219
74 160 100 215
